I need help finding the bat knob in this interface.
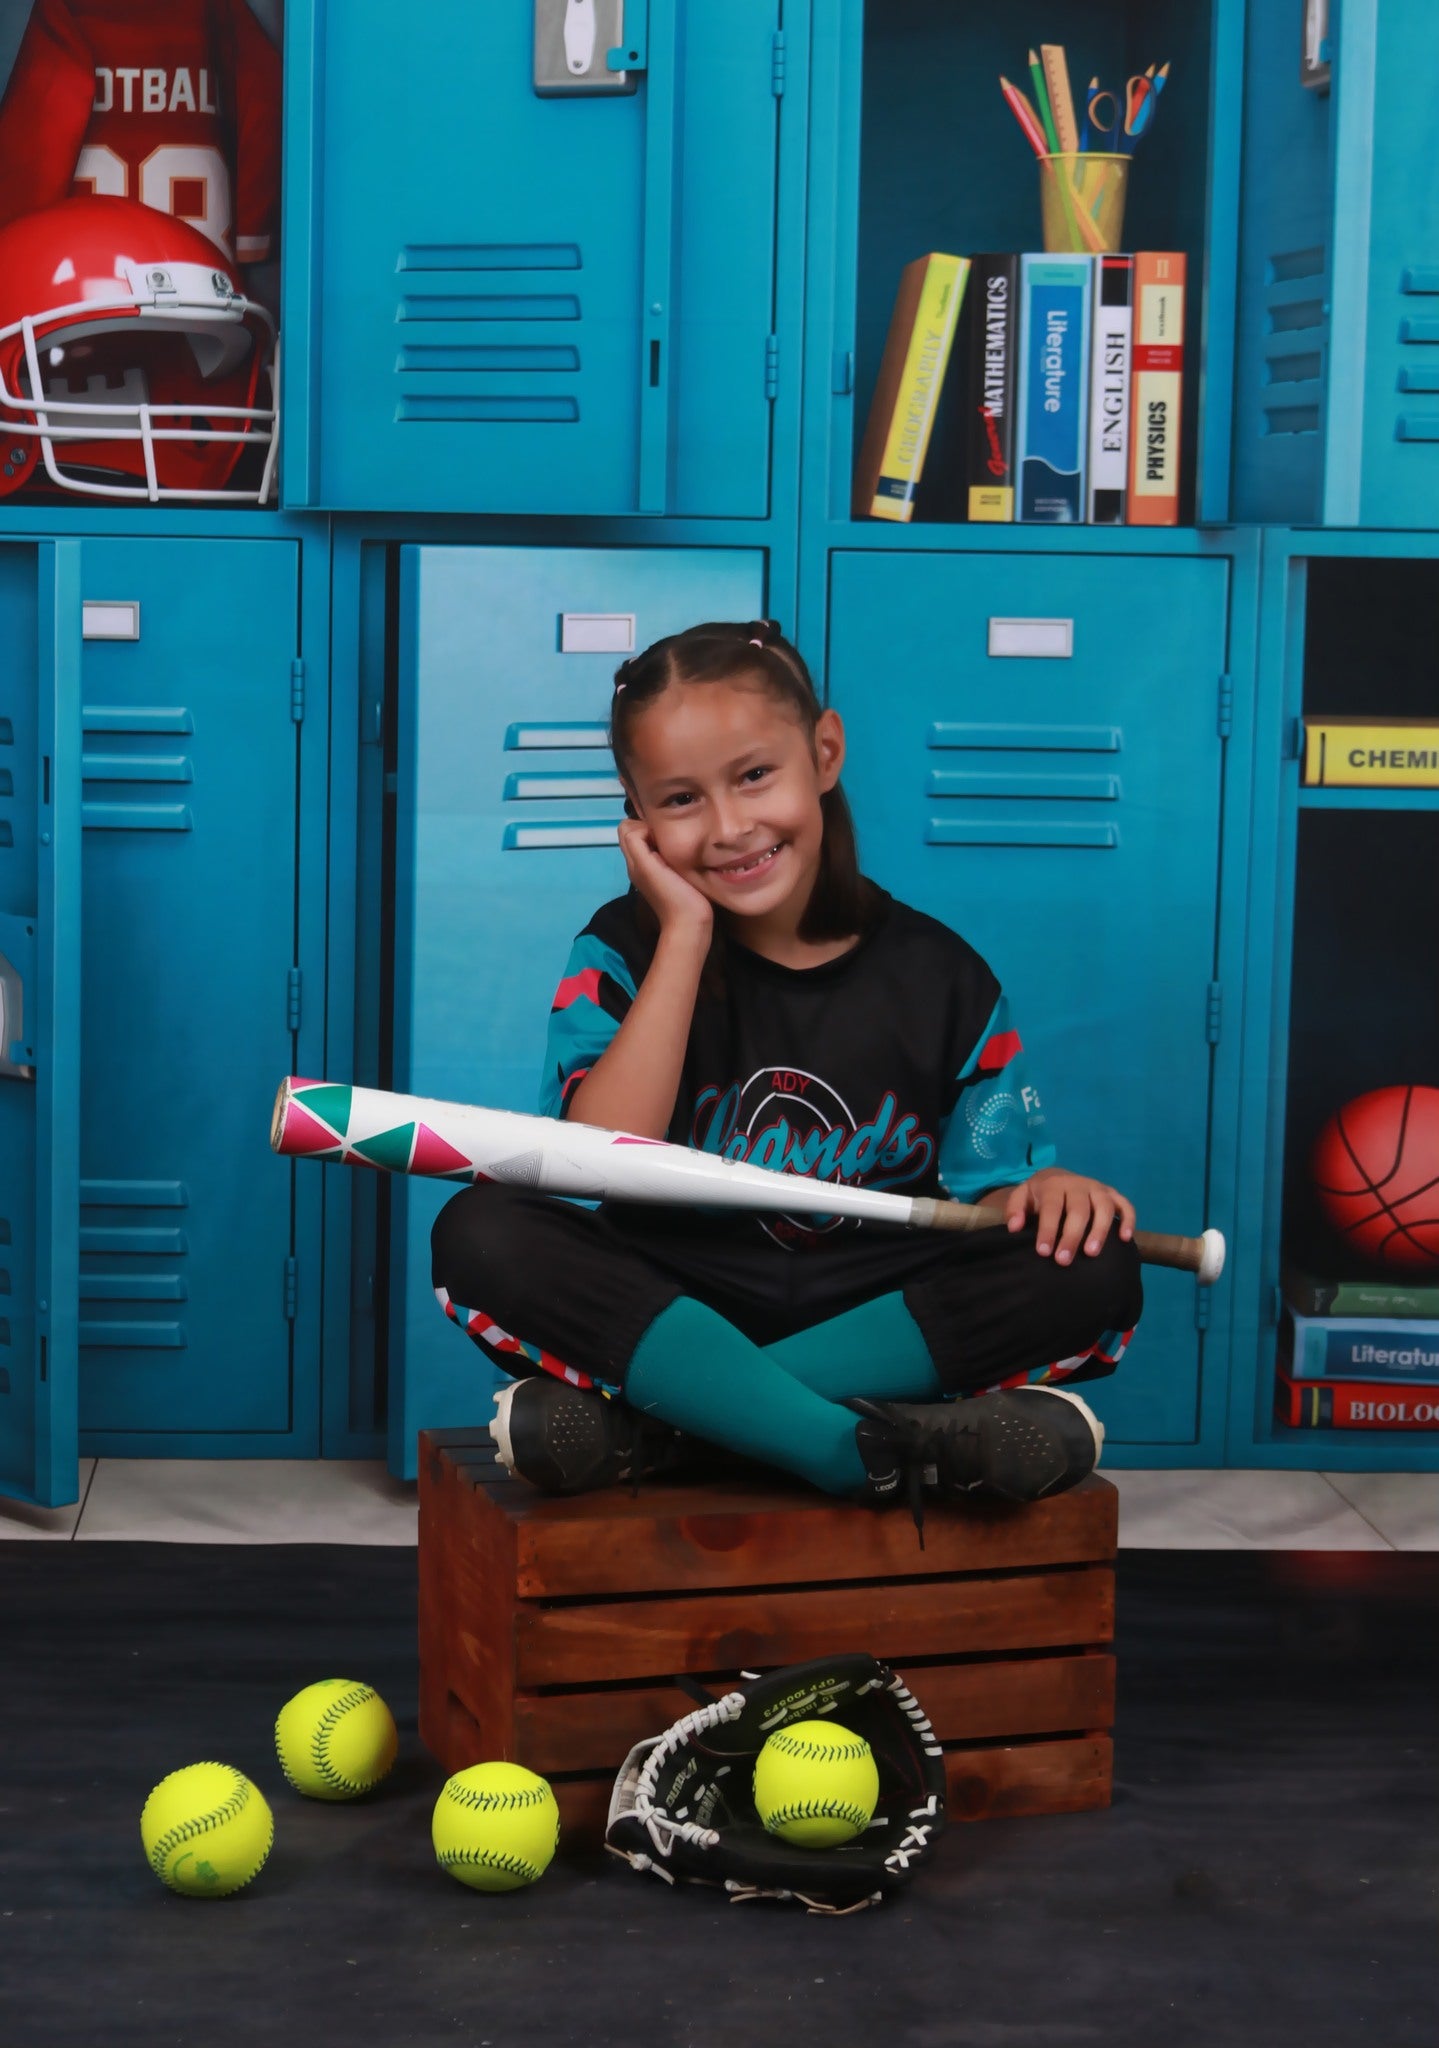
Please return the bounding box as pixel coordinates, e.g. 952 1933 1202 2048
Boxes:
1197 1228 1226 1286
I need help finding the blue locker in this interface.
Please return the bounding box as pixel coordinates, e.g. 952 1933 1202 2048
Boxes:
284 0 784 516
1232 0 1439 526
76 539 309 1448
827 550 1229 1450
0 542 82 1508
389 543 764 1477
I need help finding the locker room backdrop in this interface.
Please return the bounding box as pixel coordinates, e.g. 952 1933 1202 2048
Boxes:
1 0 1437 1506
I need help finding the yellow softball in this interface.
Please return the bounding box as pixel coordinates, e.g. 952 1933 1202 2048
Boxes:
431 1762 560 1892
140 1762 274 1898
274 1679 399 1800
752 1718 880 1848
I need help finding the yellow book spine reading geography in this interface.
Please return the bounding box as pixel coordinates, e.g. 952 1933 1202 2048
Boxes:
852 253 970 522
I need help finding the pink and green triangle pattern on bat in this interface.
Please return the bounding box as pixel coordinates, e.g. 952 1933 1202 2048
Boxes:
412 1124 475 1177
292 1083 355 1137
280 1101 345 1157
349 1122 417 1173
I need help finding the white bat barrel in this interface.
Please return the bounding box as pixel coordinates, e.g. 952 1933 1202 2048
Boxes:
271 1076 916 1228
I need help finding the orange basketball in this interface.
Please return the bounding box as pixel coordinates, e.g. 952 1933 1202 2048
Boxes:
1309 1086 1439 1269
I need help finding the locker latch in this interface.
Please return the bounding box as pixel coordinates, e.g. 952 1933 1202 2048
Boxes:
607 0 648 72
0 915 35 1079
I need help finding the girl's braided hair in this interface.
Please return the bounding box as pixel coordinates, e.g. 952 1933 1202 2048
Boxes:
609 620 880 967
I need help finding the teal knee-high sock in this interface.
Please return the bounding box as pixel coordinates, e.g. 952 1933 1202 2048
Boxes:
625 1297 868 1496
762 1291 944 1403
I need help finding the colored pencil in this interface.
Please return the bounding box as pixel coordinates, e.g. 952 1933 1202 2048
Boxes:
1027 46 1059 154
998 73 1048 158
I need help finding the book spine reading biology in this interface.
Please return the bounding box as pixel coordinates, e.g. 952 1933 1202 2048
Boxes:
856 251 1184 525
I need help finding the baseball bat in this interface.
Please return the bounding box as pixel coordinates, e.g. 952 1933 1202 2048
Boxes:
271 1077 1225 1283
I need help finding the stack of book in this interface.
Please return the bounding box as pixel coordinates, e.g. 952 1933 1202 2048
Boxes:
1276 1264 1439 1430
853 249 1185 526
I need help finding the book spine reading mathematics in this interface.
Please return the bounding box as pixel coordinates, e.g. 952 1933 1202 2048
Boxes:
1276 1372 1439 1431
963 254 1018 521
1279 1304 1439 1385
1087 253 1133 523
1127 251 1185 526
852 253 970 523
1015 253 1092 524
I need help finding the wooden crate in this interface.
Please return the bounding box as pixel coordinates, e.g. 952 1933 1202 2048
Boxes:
418 1428 1117 1844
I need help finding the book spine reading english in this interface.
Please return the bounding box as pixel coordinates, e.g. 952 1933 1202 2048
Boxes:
851 253 970 523
1281 1262 1439 1319
1015 253 1092 523
963 253 1018 521
1127 251 1185 525
1279 1304 1439 1385
1276 1372 1439 1430
1087 253 1133 523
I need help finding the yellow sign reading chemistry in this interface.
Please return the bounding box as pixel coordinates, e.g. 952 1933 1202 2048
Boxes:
1302 718 1439 789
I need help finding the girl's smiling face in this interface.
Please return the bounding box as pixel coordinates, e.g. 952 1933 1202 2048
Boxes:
622 676 846 935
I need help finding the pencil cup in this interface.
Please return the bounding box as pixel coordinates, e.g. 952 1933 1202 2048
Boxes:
1039 152 1129 255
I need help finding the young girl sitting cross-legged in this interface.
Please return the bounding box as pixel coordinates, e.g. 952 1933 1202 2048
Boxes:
430 618 1143 1519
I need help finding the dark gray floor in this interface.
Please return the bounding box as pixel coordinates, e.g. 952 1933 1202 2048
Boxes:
2 1541 1436 2048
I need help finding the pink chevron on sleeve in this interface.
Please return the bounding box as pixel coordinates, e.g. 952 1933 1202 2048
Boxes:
977 1027 1022 1072
552 967 603 1012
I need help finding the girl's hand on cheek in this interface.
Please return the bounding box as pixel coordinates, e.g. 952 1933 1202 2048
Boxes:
618 817 714 938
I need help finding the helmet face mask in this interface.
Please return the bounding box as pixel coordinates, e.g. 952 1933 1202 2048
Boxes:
0 196 277 503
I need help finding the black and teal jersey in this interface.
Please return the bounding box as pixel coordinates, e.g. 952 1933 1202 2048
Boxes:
538 886 1055 1256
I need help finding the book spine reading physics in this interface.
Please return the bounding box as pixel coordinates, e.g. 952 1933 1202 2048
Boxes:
852 253 970 522
1276 1372 1439 1431
1015 253 1092 523
963 254 1018 521
1087 254 1133 523
1127 251 1185 526
1279 1305 1439 1385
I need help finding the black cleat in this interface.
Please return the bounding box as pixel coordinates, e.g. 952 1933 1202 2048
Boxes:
490 1376 686 1496
849 1385 1104 1504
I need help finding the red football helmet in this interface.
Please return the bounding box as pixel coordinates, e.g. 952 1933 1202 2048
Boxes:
0 195 276 502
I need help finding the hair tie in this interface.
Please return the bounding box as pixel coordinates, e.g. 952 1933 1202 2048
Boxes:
748 637 764 647
614 679 627 692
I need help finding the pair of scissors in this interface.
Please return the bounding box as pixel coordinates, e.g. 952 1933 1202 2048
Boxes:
1082 67 1163 154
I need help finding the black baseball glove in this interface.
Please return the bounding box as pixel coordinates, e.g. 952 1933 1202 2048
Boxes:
604 1653 947 1914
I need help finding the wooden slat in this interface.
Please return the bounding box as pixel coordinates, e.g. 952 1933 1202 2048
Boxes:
505 1474 1116 1598
512 1651 1114 1775
944 1735 1111 1820
515 1566 1113 1687
419 1438 522 1767
550 1734 1111 1846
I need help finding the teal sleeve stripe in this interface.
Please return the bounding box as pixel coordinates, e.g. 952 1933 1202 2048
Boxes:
538 933 638 1119
939 991 1055 1201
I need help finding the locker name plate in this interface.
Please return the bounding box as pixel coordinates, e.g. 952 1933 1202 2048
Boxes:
987 618 1074 659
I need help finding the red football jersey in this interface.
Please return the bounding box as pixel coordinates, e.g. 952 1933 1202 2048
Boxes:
0 0 281 264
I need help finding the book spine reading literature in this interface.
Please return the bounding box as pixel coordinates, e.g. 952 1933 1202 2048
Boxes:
1279 1305 1439 1385
964 253 1018 521
852 253 970 522
1127 251 1184 525
1276 1373 1439 1430
1087 253 1134 523
1016 253 1092 523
